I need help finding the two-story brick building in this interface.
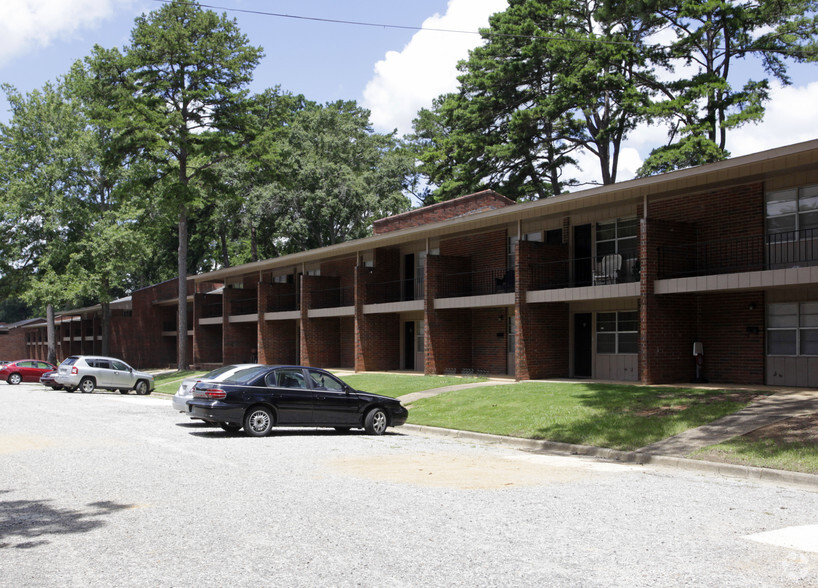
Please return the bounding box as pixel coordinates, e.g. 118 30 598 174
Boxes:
19 139 818 387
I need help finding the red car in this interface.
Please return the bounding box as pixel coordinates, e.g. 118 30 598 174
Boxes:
1 359 57 385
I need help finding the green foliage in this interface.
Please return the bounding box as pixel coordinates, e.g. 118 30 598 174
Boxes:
412 0 661 201
636 0 818 175
252 100 413 254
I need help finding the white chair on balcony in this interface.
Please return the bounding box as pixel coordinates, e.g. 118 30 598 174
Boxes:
593 254 622 285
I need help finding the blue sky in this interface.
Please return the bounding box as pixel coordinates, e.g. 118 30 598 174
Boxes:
1 0 817 185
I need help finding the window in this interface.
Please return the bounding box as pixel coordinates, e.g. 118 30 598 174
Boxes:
768 302 818 356
308 369 345 392
596 311 639 354
766 185 818 234
596 218 638 258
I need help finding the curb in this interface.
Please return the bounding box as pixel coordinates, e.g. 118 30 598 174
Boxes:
400 424 818 491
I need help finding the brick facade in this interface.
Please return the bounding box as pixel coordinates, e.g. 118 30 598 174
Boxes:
373 190 514 234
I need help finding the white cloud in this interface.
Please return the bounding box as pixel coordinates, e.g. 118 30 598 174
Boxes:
363 0 508 136
0 0 130 66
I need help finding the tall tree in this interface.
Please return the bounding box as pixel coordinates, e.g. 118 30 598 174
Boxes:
413 0 660 201
635 0 818 175
252 101 413 254
90 0 263 369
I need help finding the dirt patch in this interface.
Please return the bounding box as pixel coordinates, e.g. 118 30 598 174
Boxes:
328 452 630 490
743 413 818 445
0 435 56 454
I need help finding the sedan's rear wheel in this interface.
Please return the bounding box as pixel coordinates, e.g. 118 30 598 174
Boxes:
243 407 273 437
134 380 149 395
79 377 95 394
364 408 388 435
7 373 22 385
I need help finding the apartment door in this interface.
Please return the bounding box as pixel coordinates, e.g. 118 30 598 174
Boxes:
574 224 593 287
574 313 592 378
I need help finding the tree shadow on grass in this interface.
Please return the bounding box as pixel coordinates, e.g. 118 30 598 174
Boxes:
0 492 133 549
529 383 760 451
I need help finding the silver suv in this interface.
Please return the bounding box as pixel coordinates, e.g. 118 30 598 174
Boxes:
55 355 154 395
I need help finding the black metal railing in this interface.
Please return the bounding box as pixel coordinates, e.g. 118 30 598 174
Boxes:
657 229 818 279
310 286 354 309
530 253 640 291
437 268 514 299
200 301 223 318
230 296 258 316
266 292 299 313
366 278 424 304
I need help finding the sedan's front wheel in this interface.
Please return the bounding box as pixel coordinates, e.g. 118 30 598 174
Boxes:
364 408 388 435
243 407 273 437
7 373 22 385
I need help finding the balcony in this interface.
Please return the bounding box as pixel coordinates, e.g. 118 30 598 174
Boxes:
309 286 353 309
200 300 223 318
657 229 818 279
438 268 514 299
530 253 640 291
266 292 299 313
230 296 258 316
366 278 424 304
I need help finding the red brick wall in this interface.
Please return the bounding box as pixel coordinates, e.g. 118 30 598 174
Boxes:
222 287 258 365
355 313 400 371
699 292 765 385
373 190 515 234
0 328 27 361
472 307 509 374
641 295 698 384
440 229 507 272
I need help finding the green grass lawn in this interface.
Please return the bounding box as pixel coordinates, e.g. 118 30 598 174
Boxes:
153 371 207 395
405 382 765 451
340 373 487 398
691 437 818 474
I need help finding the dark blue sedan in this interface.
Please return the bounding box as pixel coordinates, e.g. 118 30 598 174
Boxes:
186 365 408 437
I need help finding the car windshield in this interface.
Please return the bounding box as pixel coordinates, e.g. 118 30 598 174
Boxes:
222 366 268 385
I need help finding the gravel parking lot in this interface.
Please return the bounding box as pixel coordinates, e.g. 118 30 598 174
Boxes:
1 384 817 587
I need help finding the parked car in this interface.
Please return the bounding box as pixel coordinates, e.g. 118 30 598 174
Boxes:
39 371 63 390
1 359 57 385
172 363 262 412
55 355 154 395
186 365 408 436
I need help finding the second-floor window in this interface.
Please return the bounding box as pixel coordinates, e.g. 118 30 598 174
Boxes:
766 185 818 235
596 218 638 258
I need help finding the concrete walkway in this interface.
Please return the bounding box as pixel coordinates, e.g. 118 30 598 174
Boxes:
636 389 818 456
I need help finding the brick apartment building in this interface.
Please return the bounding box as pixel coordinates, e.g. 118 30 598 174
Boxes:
15 139 818 387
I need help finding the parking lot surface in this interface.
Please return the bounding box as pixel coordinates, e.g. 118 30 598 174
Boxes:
1 384 817 587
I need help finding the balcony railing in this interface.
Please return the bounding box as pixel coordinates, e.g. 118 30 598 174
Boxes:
310 286 354 309
200 301 223 318
657 229 818 279
230 296 258 316
530 253 640 291
438 268 514 299
366 278 424 304
266 292 299 313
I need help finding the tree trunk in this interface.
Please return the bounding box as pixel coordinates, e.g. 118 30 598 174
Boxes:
177 208 189 370
100 301 111 356
46 304 57 365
